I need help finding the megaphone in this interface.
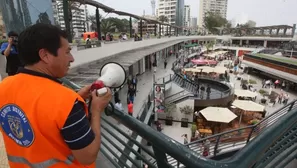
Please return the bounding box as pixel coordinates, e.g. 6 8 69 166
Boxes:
89 62 126 116
91 62 126 94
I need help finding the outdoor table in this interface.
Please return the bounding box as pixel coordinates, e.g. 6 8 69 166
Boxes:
199 129 213 135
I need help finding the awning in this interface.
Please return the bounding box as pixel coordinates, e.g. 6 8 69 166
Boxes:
232 100 265 112
191 59 217 65
196 66 214 73
187 52 198 58
213 66 227 74
183 43 198 48
234 89 258 98
200 107 237 123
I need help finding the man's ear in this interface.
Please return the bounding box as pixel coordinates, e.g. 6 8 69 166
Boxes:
38 49 50 64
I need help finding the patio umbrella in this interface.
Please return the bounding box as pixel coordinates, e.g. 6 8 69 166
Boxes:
191 59 217 65
234 89 258 98
200 107 237 123
196 66 214 73
232 100 265 126
213 66 228 74
232 100 265 112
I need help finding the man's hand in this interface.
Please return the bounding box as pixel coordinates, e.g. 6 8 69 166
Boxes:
77 84 92 99
8 38 13 45
90 88 112 114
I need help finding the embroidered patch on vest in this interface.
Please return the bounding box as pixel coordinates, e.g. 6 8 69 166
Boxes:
0 104 34 147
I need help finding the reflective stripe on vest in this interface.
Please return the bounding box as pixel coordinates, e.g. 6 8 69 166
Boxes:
7 154 74 168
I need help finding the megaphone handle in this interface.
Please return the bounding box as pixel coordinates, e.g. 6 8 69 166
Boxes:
105 102 114 116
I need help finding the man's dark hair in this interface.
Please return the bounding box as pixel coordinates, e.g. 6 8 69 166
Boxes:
18 23 68 66
8 31 18 37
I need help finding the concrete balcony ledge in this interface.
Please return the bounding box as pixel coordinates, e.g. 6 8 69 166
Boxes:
69 36 217 72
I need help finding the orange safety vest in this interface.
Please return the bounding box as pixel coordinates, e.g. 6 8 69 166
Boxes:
128 103 133 114
0 73 95 168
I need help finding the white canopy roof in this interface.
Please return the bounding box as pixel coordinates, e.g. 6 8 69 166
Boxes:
232 100 265 112
234 89 258 98
213 66 227 74
196 66 214 73
204 51 228 58
200 107 237 123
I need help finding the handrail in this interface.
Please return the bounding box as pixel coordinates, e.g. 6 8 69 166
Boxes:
61 77 297 168
188 99 296 146
172 72 232 99
60 77 212 168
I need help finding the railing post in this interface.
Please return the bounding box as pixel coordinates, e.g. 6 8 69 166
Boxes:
246 126 256 143
163 77 165 84
288 101 295 111
152 146 170 168
214 135 221 156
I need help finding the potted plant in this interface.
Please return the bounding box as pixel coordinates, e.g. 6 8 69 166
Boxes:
180 105 193 128
164 103 176 126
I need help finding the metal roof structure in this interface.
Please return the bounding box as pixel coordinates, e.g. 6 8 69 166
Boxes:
225 25 293 31
70 0 114 12
113 10 179 28
70 0 178 28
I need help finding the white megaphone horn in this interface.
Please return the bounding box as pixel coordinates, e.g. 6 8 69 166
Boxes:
90 62 126 95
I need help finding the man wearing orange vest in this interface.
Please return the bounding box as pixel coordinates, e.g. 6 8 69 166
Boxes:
0 24 112 167
128 101 133 116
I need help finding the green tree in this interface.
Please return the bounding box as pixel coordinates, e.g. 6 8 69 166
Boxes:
87 14 102 31
158 15 168 35
158 15 168 23
203 12 228 34
100 19 116 37
104 17 129 32
206 41 215 53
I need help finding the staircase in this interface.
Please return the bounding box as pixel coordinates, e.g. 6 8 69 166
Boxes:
171 74 197 93
170 73 232 100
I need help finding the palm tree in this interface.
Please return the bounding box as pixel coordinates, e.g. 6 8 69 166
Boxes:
100 20 116 37
206 41 215 53
158 15 168 23
87 14 102 31
158 15 168 35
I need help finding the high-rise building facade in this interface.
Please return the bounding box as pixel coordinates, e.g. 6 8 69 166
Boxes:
191 17 197 28
190 17 198 33
52 0 87 38
183 5 190 28
157 0 184 32
0 9 6 38
176 0 185 29
0 0 54 34
198 0 228 28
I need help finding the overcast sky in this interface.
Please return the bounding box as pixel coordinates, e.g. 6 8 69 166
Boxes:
89 0 297 26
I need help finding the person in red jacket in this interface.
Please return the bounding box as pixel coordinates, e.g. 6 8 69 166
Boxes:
128 101 133 116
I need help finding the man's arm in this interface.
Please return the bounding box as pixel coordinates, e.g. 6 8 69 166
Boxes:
0 43 10 57
61 100 102 165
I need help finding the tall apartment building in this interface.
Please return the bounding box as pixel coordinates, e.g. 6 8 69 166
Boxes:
198 0 228 28
183 5 190 28
190 17 197 33
52 0 87 38
157 0 184 32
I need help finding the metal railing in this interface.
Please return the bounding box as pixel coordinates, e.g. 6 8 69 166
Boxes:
60 77 208 168
189 99 296 156
60 77 297 168
155 74 174 84
172 72 233 99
